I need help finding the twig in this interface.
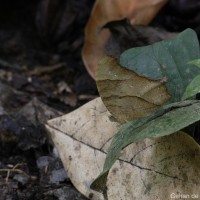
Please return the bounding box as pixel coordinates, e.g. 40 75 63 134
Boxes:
0 163 37 182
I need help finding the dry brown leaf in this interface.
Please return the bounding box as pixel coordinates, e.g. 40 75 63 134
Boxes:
82 0 168 79
96 56 171 123
46 97 200 200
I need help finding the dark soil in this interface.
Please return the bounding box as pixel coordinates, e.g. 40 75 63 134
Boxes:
0 1 96 199
0 0 200 200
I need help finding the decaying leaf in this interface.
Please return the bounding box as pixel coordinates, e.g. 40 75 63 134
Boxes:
92 100 200 191
46 98 120 200
46 98 200 200
0 97 62 150
96 56 170 123
82 0 168 79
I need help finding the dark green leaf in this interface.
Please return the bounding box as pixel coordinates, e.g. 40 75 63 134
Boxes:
182 74 200 100
189 59 200 68
120 29 200 102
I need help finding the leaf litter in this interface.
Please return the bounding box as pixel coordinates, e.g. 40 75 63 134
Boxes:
47 29 200 199
0 0 95 199
1 1 200 200
46 98 200 200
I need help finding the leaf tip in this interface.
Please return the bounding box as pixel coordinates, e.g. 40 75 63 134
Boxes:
90 171 109 193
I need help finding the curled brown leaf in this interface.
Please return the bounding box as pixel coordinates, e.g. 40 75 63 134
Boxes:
82 0 168 79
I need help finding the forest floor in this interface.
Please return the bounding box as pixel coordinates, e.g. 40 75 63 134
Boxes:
0 0 200 200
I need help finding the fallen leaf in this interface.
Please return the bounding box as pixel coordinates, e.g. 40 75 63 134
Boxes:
46 98 200 200
19 97 63 125
120 28 200 103
82 0 168 79
0 97 62 150
46 98 120 200
92 100 200 192
96 56 170 123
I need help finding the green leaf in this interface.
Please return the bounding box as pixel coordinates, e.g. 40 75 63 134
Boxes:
91 100 200 192
120 28 200 103
182 74 200 100
189 59 200 68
